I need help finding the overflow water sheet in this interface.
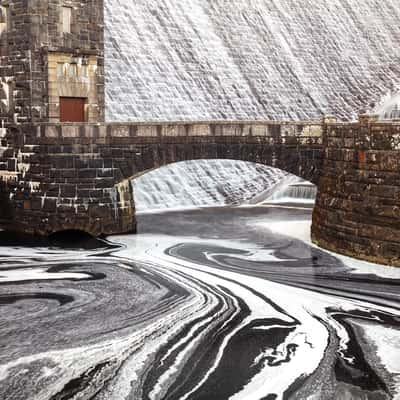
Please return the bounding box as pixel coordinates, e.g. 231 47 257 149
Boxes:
105 0 400 122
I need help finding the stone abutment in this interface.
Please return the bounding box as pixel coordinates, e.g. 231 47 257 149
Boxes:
312 115 400 266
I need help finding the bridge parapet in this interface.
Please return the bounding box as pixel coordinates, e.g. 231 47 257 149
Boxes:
37 120 323 139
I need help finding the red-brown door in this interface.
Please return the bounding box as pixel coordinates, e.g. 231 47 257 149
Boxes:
60 97 86 122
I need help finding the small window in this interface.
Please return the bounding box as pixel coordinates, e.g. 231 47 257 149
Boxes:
62 6 72 33
81 65 88 78
68 63 78 78
0 79 14 113
56 62 65 78
0 5 10 34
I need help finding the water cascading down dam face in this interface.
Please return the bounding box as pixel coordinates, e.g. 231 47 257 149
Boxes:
374 91 400 120
0 164 399 399
104 0 400 122
133 160 293 213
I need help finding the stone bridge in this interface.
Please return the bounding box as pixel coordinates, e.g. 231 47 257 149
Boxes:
1 115 400 266
0 120 324 235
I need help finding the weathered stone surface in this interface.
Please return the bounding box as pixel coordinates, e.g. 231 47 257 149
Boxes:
0 0 104 124
311 116 400 266
3 1 400 125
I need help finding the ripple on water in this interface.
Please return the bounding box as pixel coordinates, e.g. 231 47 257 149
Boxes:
0 206 399 399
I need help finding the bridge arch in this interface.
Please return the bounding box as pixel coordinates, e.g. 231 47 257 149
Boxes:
126 159 314 214
105 137 323 237
2 116 400 266
110 137 323 187
1 121 324 237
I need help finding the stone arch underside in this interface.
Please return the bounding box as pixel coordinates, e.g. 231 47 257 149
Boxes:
106 140 323 233
111 140 324 186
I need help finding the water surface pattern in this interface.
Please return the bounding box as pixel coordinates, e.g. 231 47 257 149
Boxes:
0 206 399 400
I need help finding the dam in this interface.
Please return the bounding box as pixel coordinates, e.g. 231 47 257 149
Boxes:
104 0 400 122
0 1 400 399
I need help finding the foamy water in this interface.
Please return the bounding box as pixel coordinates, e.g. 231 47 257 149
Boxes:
0 164 399 399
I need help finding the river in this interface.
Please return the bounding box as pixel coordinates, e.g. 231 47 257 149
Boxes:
0 163 399 400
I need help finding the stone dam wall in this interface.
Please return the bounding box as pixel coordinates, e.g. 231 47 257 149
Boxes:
2 1 400 125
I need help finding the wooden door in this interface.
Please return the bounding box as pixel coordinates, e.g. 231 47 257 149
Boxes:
60 97 86 122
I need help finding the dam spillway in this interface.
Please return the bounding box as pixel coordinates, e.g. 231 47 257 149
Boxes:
133 161 290 212
104 0 400 122
0 1 400 398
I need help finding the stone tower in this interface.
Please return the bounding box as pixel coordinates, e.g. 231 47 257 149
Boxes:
0 0 104 124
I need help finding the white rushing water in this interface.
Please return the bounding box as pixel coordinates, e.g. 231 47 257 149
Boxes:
374 90 400 120
263 180 317 204
105 0 400 122
133 160 315 213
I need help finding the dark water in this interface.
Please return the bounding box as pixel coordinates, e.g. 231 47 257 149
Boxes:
0 206 399 399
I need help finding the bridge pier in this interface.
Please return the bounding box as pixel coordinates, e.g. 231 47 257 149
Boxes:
0 125 137 236
12 178 137 237
0 175 136 237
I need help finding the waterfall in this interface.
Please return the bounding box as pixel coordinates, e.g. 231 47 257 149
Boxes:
263 180 317 205
133 160 291 213
104 0 400 122
373 91 400 120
